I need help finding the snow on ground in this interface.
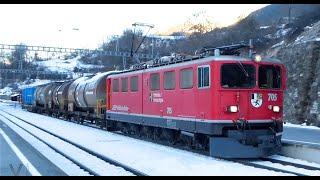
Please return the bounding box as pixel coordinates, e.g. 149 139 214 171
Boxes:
275 28 292 38
33 56 104 73
0 87 13 96
0 103 291 176
151 35 186 40
271 40 285 48
0 111 133 176
293 20 320 45
294 37 320 44
260 26 270 29
295 36 304 42
0 114 90 176
285 123 320 131
304 26 313 30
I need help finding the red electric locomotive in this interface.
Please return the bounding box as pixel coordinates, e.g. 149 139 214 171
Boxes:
105 43 286 158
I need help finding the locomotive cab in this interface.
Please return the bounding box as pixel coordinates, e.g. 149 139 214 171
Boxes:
210 56 286 158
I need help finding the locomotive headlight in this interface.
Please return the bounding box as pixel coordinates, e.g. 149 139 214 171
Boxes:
254 55 262 62
273 106 280 113
228 105 238 113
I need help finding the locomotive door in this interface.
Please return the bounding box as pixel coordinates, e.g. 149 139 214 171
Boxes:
219 90 250 121
106 78 111 111
142 72 164 117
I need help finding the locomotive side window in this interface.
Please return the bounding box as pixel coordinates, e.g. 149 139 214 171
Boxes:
130 76 138 92
112 79 119 92
198 66 210 88
180 68 193 89
259 65 281 89
150 73 160 91
121 77 128 92
221 64 255 88
164 71 175 90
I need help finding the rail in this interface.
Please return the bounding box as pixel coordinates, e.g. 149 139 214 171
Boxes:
0 109 147 176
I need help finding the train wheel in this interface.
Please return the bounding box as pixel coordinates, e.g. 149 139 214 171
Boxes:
194 134 209 151
128 124 138 136
141 126 153 139
153 127 162 141
136 125 143 137
163 129 179 145
99 120 106 129
105 121 115 131
118 122 127 134
76 117 81 124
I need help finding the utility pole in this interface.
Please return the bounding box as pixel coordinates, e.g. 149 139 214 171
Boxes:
18 46 24 81
130 22 155 64
151 36 154 57
18 47 23 70
288 4 292 25
130 27 136 59
122 56 126 70
115 35 119 52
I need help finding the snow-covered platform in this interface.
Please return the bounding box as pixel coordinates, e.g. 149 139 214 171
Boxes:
280 124 320 164
283 124 320 145
0 119 66 176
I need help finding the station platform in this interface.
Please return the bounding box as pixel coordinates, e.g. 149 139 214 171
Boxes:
0 120 67 176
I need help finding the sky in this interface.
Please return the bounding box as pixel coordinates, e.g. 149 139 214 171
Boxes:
0 4 268 49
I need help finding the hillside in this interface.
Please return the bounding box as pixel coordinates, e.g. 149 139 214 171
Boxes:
34 56 104 74
248 4 320 26
266 20 320 126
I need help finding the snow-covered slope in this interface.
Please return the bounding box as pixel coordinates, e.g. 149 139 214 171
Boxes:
294 21 320 44
0 87 13 96
18 79 52 89
33 56 104 73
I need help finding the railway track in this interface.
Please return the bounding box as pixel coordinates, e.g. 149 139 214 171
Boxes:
231 156 320 176
261 157 320 171
0 109 147 176
52 111 320 176
2 105 320 176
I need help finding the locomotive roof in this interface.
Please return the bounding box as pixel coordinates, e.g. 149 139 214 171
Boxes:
109 55 283 77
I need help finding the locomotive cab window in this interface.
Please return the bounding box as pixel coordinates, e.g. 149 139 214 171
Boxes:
164 71 175 90
112 79 119 92
180 68 193 89
259 65 281 89
150 73 160 91
130 76 138 92
121 77 128 92
198 66 210 88
221 64 255 88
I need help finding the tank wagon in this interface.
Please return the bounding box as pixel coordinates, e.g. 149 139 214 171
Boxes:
24 72 117 125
